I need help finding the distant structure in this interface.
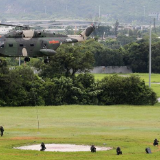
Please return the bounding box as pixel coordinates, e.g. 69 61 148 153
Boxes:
0 26 13 35
149 13 160 21
90 66 132 74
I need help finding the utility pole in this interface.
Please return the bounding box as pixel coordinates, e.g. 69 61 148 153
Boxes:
66 5 68 12
19 57 21 66
149 23 152 88
135 6 137 17
154 18 156 33
99 5 101 19
44 6 46 15
143 6 146 17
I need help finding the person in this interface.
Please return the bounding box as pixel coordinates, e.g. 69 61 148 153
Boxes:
116 147 122 155
90 145 96 152
153 139 159 146
0 126 4 137
40 142 46 151
145 147 151 154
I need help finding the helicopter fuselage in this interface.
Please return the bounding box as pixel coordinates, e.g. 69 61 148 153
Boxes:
0 30 78 57
0 25 95 62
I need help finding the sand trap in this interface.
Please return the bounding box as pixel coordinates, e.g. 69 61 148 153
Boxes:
14 144 112 152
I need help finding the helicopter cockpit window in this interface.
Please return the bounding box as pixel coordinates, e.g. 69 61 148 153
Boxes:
9 44 13 47
0 44 4 48
0 42 4 48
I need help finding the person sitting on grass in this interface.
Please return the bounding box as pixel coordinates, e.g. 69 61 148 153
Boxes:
40 142 46 151
90 145 96 152
116 147 122 155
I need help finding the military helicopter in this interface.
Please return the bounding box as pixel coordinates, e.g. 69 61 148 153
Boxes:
0 23 95 63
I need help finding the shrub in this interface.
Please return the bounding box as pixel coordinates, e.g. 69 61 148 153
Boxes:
98 75 157 105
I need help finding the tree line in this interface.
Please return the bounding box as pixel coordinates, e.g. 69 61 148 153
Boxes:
0 65 157 106
0 40 158 106
87 38 160 73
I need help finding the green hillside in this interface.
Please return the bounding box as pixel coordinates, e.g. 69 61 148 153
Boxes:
0 0 160 23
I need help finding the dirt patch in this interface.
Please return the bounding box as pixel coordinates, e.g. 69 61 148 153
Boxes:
14 144 112 152
11 137 39 140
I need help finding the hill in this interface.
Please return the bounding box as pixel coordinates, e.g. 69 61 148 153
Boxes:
0 0 160 23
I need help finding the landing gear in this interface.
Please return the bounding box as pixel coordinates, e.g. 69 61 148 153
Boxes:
44 57 49 64
44 58 49 64
24 57 30 62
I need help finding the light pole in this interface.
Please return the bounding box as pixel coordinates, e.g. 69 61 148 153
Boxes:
143 6 146 17
99 5 101 19
19 57 21 66
44 6 46 15
149 23 152 88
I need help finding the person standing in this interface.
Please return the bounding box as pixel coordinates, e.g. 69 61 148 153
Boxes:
0 126 4 137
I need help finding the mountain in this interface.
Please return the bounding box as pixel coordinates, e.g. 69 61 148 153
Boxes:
0 0 160 23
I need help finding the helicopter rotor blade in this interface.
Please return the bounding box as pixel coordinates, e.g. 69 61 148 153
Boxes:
0 23 22 27
0 23 30 30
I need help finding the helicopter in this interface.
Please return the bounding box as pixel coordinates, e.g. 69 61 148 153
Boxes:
0 23 95 63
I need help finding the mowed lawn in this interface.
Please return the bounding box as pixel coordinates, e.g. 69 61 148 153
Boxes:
93 73 160 97
1 105 160 160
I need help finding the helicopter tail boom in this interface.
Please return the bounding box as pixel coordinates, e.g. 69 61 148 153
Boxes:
67 25 95 42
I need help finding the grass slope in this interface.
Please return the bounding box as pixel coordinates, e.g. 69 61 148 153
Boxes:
0 105 160 160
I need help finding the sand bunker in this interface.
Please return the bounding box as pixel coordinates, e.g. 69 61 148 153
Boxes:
15 144 112 152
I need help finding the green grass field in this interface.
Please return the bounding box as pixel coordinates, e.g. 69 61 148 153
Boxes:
93 73 160 82
1 105 160 160
93 73 160 97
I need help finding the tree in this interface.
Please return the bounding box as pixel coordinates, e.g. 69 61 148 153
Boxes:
0 59 9 74
0 66 45 106
123 42 148 72
114 20 119 37
36 42 95 79
93 26 111 39
98 75 157 105
94 47 124 66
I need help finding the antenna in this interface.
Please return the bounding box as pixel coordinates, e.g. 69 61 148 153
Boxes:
143 6 146 17
99 6 101 18
149 22 152 88
44 6 46 15
66 5 68 12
